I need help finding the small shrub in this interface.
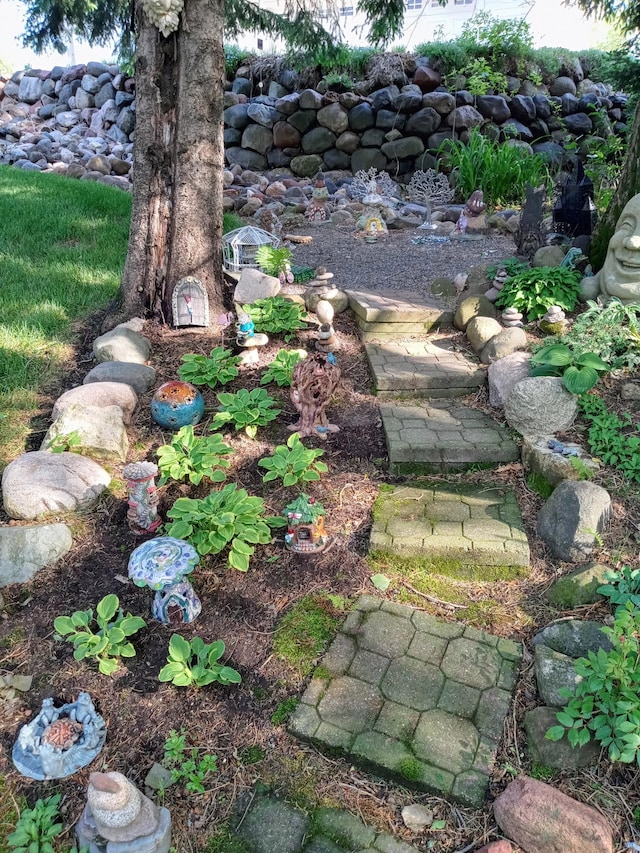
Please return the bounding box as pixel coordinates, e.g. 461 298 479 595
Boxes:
578 394 640 483
7 794 63 853
458 11 534 68
260 349 306 387
159 634 241 687
597 566 640 614
243 296 308 341
495 266 581 320
529 343 609 394
273 594 344 675
558 298 640 372
156 426 233 486
166 482 278 570
223 211 244 233
457 57 507 95
54 594 146 675
163 728 217 794
546 601 640 763
258 432 328 487
178 346 240 388
211 388 281 439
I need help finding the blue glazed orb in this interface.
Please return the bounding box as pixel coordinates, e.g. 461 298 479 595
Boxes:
150 381 205 429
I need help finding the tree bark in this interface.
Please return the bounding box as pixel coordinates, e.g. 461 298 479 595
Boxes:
119 0 225 324
591 101 640 271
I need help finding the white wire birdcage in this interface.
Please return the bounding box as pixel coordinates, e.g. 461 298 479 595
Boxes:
222 226 280 273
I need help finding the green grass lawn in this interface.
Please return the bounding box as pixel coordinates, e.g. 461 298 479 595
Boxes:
0 167 131 466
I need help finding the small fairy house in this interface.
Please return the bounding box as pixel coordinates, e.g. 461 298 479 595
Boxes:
172 276 210 327
284 494 328 554
222 226 280 273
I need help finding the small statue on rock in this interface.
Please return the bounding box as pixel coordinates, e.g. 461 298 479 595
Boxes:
305 172 330 224
289 352 340 439
538 305 569 335
464 190 487 217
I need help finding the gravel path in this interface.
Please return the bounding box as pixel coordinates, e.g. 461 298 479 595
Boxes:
285 226 517 297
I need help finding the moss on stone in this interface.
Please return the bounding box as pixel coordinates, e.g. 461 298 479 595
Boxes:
399 757 423 782
526 471 554 498
368 549 528 583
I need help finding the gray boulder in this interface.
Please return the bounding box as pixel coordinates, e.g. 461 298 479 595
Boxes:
534 645 582 707
532 618 613 658
234 268 281 304
241 124 274 155
466 316 502 353
505 377 577 437
480 327 527 364
0 523 73 587
42 403 129 463
317 103 349 134
2 451 111 520
53 382 138 424
453 294 496 331
488 352 531 407
524 706 599 769
521 436 599 485
93 327 151 364
83 362 157 394
537 480 611 562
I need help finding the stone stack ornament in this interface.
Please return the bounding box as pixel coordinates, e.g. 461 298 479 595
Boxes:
485 268 508 303
76 771 171 853
538 305 569 335
501 307 524 327
314 299 337 353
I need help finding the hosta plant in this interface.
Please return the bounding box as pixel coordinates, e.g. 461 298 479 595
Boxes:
529 343 609 394
165 482 277 570
156 426 232 486
6 794 63 853
178 346 240 388
495 266 582 320
211 387 281 439
243 296 308 341
546 602 640 764
260 349 306 387
159 634 242 687
258 432 328 487
54 594 146 675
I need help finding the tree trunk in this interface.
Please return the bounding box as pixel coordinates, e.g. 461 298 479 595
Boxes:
591 101 640 271
119 0 225 324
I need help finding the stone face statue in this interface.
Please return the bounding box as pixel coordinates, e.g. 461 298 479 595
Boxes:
582 193 640 304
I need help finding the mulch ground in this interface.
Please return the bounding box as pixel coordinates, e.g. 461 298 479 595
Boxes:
1 238 640 852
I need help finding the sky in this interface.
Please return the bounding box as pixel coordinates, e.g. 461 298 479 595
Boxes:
0 0 613 75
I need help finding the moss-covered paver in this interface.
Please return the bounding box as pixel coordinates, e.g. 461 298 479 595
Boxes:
346 290 452 343
369 483 529 575
289 596 522 807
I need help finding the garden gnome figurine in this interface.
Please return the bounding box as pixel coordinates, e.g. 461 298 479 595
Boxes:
123 462 161 534
76 771 172 853
581 192 640 304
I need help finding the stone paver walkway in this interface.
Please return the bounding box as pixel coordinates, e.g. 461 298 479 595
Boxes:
369 483 529 573
365 339 484 398
347 290 452 341
380 400 519 474
290 596 522 807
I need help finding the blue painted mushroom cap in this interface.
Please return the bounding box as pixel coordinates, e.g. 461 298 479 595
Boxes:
128 536 199 590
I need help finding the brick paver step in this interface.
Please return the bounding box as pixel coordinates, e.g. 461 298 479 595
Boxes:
369 482 530 572
290 596 522 807
366 339 484 398
380 400 519 473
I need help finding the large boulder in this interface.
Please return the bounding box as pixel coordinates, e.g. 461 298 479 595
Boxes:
466 316 502 353
521 436 599 485
453 295 496 331
480 327 527 365
532 618 613 658
52 382 138 425
493 776 613 853
0 523 73 587
83 362 157 394
504 377 577 437
234 268 281 304
488 352 531 408
41 403 129 463
544 562 608 608
2 451 111 520
537 481 611 562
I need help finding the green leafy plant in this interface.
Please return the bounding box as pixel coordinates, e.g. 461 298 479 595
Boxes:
486 257 529 281
558 298 640 372
290 264 316 284
54 594 146 675
437 128 550 207
546 601 640 763
456 57 508 95
47 430 82 454
159 634 241 688
569 455 595 480
211 388 281 439
255 244 293 280
178 346 240 388
260 349 306 387
458 11 534 68
258 432 328 487
166 482 278 570
579 394 640 483
243 296 308 341
495 266 582 320
529 343 609 394
156 426 232 486
7 794 63 853
162 728 218 794
597 566 640 614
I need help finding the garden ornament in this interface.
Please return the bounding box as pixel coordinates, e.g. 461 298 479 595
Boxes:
141 0 184 37
123 461 161 535
76 771 172 853
305 172 330 224
235 311 256 345
151 381 205 429
13 692 106 780
128 536 201 625
284 494 329 554
171 276 210 327
289 352 340 439
538 305 568 335
515 184 546 261
464 190 487 217
581 192 640 305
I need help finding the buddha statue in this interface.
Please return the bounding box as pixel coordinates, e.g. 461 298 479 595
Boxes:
582 193 640 304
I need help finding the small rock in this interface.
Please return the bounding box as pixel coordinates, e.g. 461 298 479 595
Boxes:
93 327 151 364
401 804 433 832
621 382 640 401
0 523 73 586
53 382 138 425
233 267 281 304
524 706 599 770
475 842 513 853
532 618 613 658
537 480 611 562
454 294 496 331
480 327 527 364
315 299 335 325
534 644 582 707
544 562 608 608
83 362 157 394
42 403 129 463
466 316 502 353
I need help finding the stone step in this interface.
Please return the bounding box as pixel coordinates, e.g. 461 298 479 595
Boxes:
380 400 520 474
347 289 453 326
370 482 530 571
366 339 485 398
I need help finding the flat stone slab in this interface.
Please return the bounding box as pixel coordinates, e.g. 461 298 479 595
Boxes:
369 482 530 573
290 596 522 807
347 290 451 324
380 400 520 473
365 338 484 398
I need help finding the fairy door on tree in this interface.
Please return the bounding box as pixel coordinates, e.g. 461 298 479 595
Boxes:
172 276 210 327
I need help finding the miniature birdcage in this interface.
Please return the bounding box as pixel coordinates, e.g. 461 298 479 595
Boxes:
222 225 280 273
